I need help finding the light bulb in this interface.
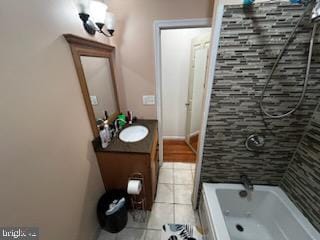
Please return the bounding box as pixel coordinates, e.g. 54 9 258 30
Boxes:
91 0 108 24
105 12 116 30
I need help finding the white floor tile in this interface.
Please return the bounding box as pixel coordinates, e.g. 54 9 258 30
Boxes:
126 211 150 229
147 203 174 230
155 184 174 203
173 162 193 170
158 168 173 184
174 184 193 204
97 230 117 240
144 230 161 240
174 169 193 185
116 228 145 240
174 204 197 226
161 162 173 169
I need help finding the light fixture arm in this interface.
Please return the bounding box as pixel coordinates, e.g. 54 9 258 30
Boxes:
95 23 114 37
79 13 97 35
78 13 114 37
98 29 114 37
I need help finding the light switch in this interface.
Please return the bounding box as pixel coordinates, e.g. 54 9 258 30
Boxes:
90 96 98 105
143 95 155 105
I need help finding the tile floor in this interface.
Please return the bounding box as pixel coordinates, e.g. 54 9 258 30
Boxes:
97 162 199 240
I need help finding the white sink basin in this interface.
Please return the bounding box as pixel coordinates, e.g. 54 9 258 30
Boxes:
119 125 149 143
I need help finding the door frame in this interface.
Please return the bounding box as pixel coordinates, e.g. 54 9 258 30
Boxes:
153 18 211 166
190 4 224 208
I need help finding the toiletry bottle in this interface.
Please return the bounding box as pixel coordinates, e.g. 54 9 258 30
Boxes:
290 0 301 3
117 113 127 128
104 120 111 143
104 110 109 121
99 125 108 148
109 123 116 138
243 0 255 6
127 111 133 125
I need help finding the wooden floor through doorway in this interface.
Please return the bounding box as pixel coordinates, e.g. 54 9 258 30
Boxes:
163 140 196 163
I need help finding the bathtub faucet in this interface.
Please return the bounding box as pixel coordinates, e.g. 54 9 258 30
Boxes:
240 175 254 191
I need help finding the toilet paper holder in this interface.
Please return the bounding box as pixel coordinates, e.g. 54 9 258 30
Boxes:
128 172 146 222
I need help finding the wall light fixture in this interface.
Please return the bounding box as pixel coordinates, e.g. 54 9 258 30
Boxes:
75 0 115 37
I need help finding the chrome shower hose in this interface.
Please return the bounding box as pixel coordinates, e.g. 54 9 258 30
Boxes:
260 3 318 119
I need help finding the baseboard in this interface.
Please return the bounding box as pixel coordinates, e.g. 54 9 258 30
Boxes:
163 136 185 140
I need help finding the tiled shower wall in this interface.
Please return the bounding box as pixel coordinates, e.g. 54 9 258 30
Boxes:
281 103 320 231
200 2 320 185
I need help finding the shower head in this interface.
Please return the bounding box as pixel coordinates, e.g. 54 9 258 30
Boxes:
311 0 320 22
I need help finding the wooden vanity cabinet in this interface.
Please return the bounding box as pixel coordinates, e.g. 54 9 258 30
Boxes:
95 128 159 210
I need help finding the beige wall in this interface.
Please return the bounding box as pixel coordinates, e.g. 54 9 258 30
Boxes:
0 0 108 239
108 0 213 119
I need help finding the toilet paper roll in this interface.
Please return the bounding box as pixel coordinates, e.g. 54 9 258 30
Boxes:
127 180 142 195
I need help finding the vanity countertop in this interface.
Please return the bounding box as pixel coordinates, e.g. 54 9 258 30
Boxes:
92 119 158 154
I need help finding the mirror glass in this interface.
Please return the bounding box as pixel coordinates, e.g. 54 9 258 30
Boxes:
80 56 118 121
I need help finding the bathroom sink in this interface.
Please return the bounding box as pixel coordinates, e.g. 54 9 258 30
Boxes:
119 125 149 143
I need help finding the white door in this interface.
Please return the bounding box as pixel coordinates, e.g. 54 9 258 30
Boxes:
185 32 211 152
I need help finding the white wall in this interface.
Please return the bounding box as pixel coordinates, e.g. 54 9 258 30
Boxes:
0 0 107 239
161 28 211 138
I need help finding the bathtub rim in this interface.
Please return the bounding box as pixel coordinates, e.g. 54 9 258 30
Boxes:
202 183 320 240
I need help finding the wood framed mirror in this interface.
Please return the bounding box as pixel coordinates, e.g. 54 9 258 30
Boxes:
64 34 120 137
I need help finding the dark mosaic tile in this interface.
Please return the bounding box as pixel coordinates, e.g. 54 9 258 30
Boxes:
281 104 320 232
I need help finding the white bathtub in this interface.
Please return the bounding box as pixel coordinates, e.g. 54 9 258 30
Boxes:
199 183 320 240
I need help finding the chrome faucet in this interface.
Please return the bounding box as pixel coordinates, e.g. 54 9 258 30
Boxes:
114 118 126 133
240 175 254 191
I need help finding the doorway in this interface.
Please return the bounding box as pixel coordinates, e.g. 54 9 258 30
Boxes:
154 18 213 210
160 27 211 163
154 19 212 167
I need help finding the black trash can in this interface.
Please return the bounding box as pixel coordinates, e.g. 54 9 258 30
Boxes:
97 190 128 233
